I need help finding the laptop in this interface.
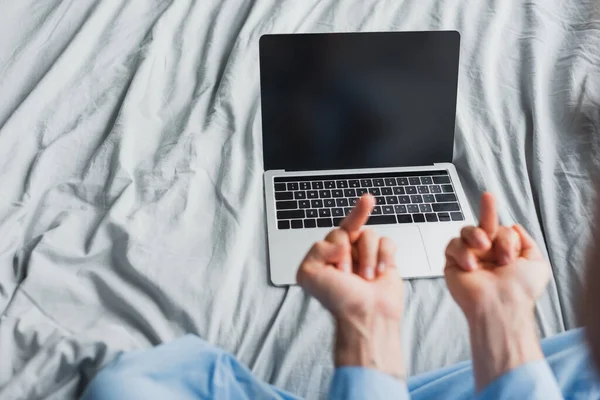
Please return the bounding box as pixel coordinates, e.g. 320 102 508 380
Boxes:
259 31 475 286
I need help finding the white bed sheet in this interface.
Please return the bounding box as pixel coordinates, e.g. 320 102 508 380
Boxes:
0 1 599 398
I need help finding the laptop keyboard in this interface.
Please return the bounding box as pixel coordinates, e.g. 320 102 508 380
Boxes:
273 170 464 229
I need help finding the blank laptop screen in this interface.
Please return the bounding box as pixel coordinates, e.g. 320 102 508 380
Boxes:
259 31 460 171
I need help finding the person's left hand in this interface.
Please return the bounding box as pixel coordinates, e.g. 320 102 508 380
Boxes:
296 194 404 322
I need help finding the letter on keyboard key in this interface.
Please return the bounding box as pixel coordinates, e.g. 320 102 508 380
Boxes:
276 201 297 210
432 202 460 212
366 215 397 225
277 210 305 219
287 183 299 190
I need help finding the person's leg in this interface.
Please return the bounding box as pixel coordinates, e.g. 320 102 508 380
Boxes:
407 328 600 400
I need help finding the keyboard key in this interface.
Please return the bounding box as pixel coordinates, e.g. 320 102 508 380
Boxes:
333 217 344 226
423 194 435 203
325 181 336 189
307 190 318 199
381 187 393 195
421 177 433 185
304 219 316 228
357 188 368 196
306 209 318 218
287 183 299 191
394 205 407 214
294 191 306 199
433 202 460 212
451 212 464 221
429 185 442 193
332 189 343 197
398 195 410 204
375 196 386 205
336 198 349 207
417 186 430 194
384 178 396 186
278 220 290 229
344 189 356 197
383 205 394 214
299 182 311 190
324 199 335 207
419 204 432 213
433 176 451 184
319 190 331 198
435 193 457 202
372 206 382 215
317 218 333 227
360 179 373 187
384 196 397 204
299 200 310 209
397 177 409 186
349 198 358 206
393 187 405 195
344 207 353 215
275 192 293 201
311 200 323 208
409 177 421 185
373 178 384 187
438 212 451 221
410 195 423 203
368 187 381 196
442 184 454 193
425 213 438 222
291 220 303 229
312 182 323 189
275 183 286 191
367 215 397 225
406 186 417 194
276 201 297 210
397 214 413 223
319 209 331 217
277 210 305 219
413 213 425 223
332 208 344 217
349 180 360 188
336 180 348 188
407 205 420 213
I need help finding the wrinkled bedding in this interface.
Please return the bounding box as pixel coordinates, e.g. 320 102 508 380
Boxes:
0 0 599 399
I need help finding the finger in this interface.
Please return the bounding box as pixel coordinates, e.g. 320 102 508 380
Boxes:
493 226 521 265
513 224 542 259
479 192 499 240
340 194 375 242
460 226 492 251
357 228 379 280
376 237 396 276
445 237 478 271
304 240 346 265
324 229 352 273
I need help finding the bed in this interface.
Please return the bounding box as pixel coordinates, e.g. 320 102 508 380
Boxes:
0 0 599 398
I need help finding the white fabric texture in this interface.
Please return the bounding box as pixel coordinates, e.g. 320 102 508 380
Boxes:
0 1 599 399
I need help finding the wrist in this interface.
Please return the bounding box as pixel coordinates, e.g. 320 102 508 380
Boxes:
467 301 542 391
334 314 405 381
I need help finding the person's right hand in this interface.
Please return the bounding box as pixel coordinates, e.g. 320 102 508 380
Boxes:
444 192 551 391
444 192 550 321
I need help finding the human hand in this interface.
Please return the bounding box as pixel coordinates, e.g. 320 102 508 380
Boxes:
444 192 550 390
297 194 405 379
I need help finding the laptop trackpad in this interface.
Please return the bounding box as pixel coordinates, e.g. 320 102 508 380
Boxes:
371 226 430 278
